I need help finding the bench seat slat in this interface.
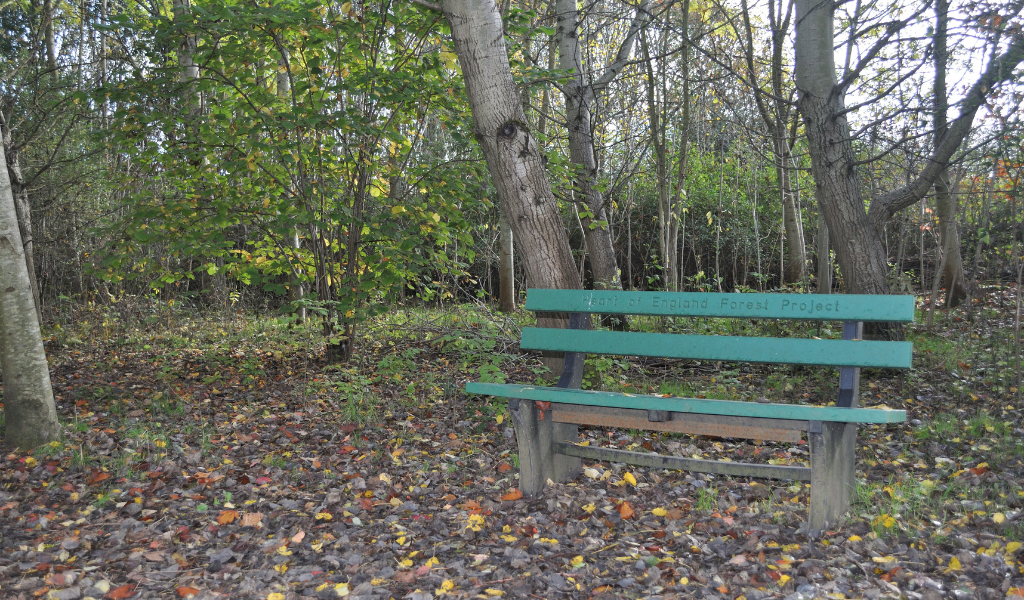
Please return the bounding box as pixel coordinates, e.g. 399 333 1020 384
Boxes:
466 382 907 423
521 328 913 368
554 442 812 481
526 289 915 322
551 406 805 443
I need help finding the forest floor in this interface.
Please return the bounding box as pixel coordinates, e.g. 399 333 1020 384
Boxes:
2 288 1024 600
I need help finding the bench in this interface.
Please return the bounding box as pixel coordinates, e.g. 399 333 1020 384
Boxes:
466 289 914 530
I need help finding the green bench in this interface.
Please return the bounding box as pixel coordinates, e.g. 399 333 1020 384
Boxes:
466 289 914 530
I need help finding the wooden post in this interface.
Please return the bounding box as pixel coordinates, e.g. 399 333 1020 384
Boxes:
808 420 857 530
508 398 581 496
510 312 586 496
809 320 862 530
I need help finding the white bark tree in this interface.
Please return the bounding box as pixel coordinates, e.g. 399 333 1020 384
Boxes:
0 141 59 449
555 0 650 292
439 0 581 295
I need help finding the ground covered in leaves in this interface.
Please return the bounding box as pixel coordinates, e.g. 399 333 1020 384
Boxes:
3 289 1024 600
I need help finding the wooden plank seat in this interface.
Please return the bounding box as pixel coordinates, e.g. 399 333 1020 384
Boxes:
465 289 915 530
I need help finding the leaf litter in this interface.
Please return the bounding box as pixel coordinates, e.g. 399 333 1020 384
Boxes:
4 297 1024 599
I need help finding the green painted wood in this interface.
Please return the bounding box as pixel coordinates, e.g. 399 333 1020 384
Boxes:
520 328 913 368
465 382 907 423
554 442 812 481
525 289 915 322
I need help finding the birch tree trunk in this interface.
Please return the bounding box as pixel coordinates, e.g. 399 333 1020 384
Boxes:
0 141 59 450
277 42 305 322
555 0 648 292
498 210 516 312
440 0 581 297
0 119 43 325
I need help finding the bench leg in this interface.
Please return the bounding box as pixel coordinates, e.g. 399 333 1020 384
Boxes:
808 421 857 531
509 398 581 497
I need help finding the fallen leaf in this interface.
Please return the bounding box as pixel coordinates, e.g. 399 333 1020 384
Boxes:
88 470 111 486
651 507 668 517
618 501 635 519
394 570 416 584
497 462 512 472
217 510 239 525
291 531 305 544
241 512 263 527
176 587 200 598
501 488 523 501
106 584 136 599
623 472 637 486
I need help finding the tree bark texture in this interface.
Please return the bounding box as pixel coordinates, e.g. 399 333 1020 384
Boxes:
498 210 516 312
930 0 966 309
0 120 43 325
0 142 59 450
795 0 891 295
441 0 581 297
555 0 648 291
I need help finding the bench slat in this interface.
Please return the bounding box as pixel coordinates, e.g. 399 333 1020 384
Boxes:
466 382 907 423
526 289 915 322
552 406 805 443
554 442 812 481
521 328 913 368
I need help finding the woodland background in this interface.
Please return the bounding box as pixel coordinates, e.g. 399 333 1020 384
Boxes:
0 1 1023 598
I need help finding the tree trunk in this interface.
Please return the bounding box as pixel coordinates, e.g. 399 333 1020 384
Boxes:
277 42 305 322
794 0 891 296
931 0 966 309
441 0 581 295
498 210 516 312
640 28 671 290
44 0 58 72
816 209 831 293
555 0 648 292
0 122 43 324
0 142 59 450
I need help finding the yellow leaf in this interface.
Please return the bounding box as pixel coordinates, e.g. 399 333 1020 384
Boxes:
441 580 455 591
390 497 402 507
399 558 413 568
391 205 406 215
263 198 271 208
276 546 292 556
994 513 1006 524
778 574 791 585
571 555 584 566
872 556 896 563
624 472 637 486
397 536 406 545
582 503 596 513
484 589 503 597
847 535 862 542
268 594 285 600
496 414 503 425
334 582 349 597
274 563 288 574
315 512 333 521
1006 542 1022 554
341 2 352 12
652 507 668 517
945 556 962 572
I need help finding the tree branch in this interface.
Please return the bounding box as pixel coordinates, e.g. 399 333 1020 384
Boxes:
868 32 1024 228
590 0 652 96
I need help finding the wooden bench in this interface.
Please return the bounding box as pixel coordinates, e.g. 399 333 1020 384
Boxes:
466 289 914 530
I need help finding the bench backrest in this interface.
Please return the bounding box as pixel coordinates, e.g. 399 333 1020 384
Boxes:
523 289 914 370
